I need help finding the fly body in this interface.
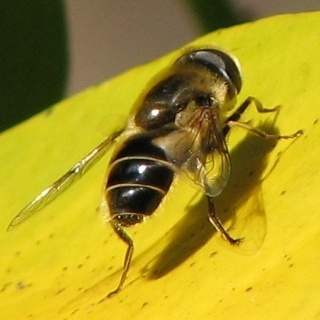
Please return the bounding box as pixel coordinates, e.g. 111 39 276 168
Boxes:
8 48 303 298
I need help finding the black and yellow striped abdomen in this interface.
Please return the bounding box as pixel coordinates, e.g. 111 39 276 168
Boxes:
105 133 174 227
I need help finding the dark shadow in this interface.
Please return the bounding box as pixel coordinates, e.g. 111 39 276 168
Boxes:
147 122 282 279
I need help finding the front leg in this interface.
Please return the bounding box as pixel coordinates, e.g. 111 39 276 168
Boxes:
223 96 303 139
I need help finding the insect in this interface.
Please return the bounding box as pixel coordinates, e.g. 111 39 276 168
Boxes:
8 48 302 297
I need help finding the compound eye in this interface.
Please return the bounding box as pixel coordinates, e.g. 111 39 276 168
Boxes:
206 49 242 93
177 49 242 94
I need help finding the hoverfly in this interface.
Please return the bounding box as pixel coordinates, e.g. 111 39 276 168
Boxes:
8 48 302 297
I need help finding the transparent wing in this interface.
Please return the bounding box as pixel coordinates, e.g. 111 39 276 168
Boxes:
217 184 267 255
182 127 231 197
8 130 123 230
194 134 231 197
153 125 231 197
232 185 267 254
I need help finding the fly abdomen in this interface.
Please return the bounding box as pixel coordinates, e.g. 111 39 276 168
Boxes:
106 134 174 227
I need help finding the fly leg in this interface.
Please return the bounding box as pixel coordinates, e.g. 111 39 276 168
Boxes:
207 195 242 245
107 222 134 298
223 96 303 138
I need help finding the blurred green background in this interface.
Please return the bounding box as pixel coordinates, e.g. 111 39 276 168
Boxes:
0 1 67 131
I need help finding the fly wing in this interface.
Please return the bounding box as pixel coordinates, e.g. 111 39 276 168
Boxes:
183 125 231 197
153 125 231 197
201 131 231 197
8 130 123 230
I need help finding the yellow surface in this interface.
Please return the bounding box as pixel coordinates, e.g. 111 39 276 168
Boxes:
1 12 320 319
